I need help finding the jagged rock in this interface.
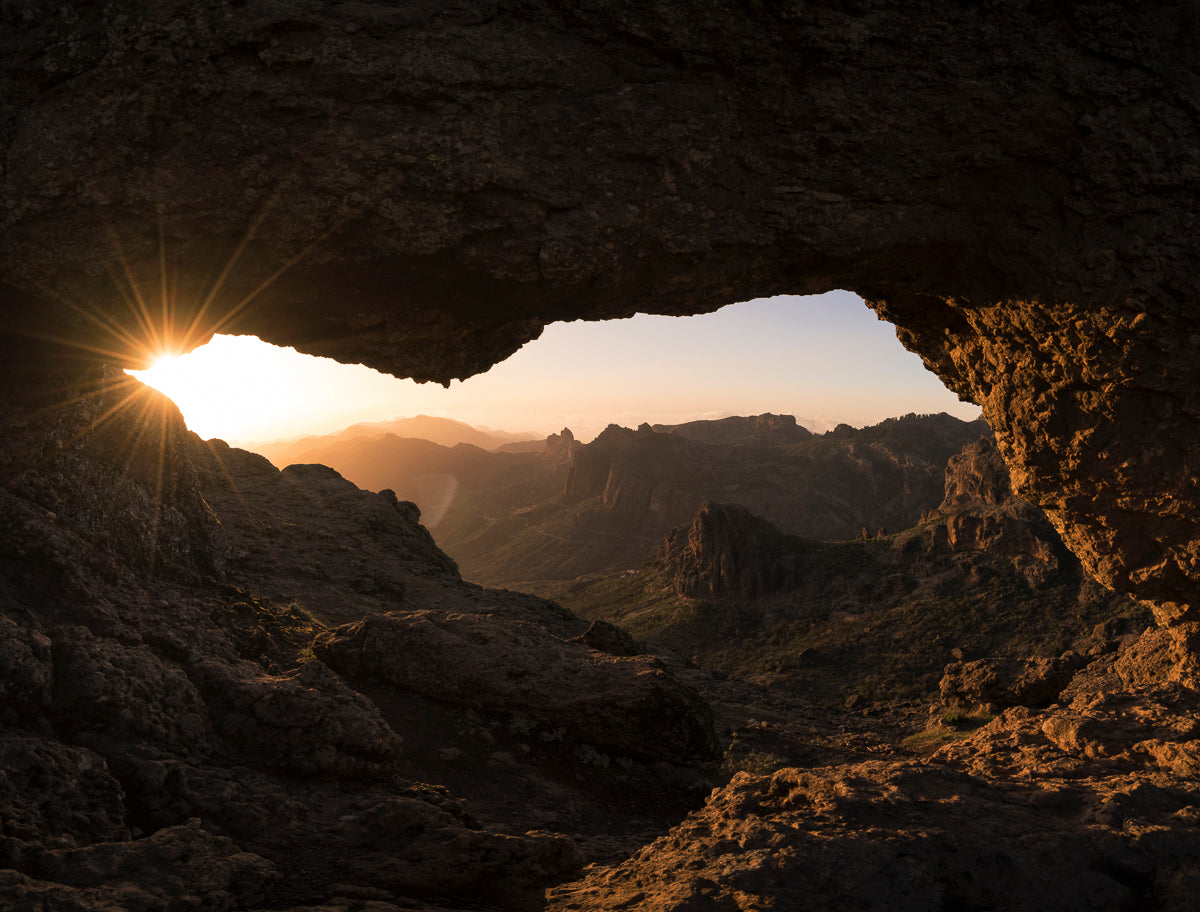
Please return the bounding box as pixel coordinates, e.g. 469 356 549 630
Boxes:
0 617 53 723
544 428 576 463
458 414 984 588
572 619 640 657
940 654 1088 711
314 609 720 766
8 819 276 911
658 500 798 601
940 436 1014 510
922 436 1072 587
191 437 459 624
8 5 1200 905
187 657 403 776
0 734 128 854
52 627 212 751
0 365 706 908
0 367 228 584
547 758 1200 912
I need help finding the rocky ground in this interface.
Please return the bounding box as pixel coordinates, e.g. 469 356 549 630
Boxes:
0 369 722 910
3 369 1200 911
551 642 1200 912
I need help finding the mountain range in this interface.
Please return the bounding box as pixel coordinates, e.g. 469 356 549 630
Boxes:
246 414 540 460
547 435 1147 708
3 374 1195 911
250 411 991 591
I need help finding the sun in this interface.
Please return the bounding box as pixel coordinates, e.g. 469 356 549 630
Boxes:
126 334 418 444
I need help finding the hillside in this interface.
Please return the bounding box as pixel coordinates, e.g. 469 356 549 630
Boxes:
436 412 990 589
250 412 990 591
0 373 722 909
548 437 1150 707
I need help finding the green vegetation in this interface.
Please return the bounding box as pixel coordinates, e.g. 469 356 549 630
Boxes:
209 587 327 669
722 748 792 777
902 711 996 755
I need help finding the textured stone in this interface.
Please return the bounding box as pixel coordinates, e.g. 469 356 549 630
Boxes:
547 759 1200 912
19 819 276 912
657 500 799 601
923 436 1074 587
0 364 668 908
940 654 1087 711
314 609 720 766
0 734 128 853
3 1 1200 618
52 626 212 751
187 656 403 776
0 617 53 723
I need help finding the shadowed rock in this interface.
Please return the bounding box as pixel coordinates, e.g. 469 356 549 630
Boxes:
5 2 1200 621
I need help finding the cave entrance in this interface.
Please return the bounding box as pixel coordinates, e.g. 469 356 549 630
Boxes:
129 290 979 449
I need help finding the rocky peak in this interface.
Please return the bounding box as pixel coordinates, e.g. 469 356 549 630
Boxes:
921 436 1073 587
563 423 692 504
939 435 1010 510
544 427 575 463
656 501 797 601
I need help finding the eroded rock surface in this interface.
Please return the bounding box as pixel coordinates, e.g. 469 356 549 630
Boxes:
3 1 1200 618
656 500 799 601
548 751 1200 912
921 435 1076 588
5 3 1200 909
0 371 718 909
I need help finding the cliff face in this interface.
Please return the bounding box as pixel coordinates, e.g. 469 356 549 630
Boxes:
657 500 799 601
3 2 1200 627
924 436 1073 587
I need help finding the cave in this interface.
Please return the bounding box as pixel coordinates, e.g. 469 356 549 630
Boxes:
3 2 1200 910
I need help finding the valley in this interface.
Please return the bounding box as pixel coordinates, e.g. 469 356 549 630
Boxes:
255 412 1150 719
6 6 1200 908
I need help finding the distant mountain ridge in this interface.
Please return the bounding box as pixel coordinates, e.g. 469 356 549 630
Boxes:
241 411 989 591
650 413 814 446
246 414 540 465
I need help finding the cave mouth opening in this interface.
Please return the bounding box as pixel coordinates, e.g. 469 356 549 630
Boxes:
127 290 980 449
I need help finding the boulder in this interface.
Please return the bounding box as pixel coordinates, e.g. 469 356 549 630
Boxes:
314 609 720 767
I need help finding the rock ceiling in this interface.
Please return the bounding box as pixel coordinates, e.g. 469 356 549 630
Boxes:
3 1 1199 626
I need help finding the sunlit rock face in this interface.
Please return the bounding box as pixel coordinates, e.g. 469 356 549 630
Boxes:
3 3 1200 632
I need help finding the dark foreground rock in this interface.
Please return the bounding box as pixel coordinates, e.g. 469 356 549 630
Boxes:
0 370 718 910
548 744 1200 912
548 632 1200 912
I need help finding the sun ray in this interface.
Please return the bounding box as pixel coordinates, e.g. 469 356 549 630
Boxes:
87 382 174 575
6 376 150 485
195 437 262 529
105 226 160 351
158 208 172 359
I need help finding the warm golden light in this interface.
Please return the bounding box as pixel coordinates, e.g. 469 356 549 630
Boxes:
123 293 982 449
127 334 412 443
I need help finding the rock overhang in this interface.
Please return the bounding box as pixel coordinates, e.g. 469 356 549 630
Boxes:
3 0 1200 634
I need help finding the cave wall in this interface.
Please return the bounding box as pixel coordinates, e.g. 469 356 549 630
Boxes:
3 2 1200 627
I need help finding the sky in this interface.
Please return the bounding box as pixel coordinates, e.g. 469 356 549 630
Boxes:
129 290 981 446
